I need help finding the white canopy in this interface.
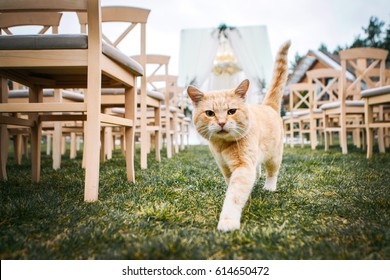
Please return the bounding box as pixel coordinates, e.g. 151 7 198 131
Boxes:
178 25 273 103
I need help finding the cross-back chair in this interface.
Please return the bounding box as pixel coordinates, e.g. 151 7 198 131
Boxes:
283 83 317 147
361 59 390 158
147 73 181 155
306 68 342 150
0 12 83 170
132 54 174 158
320 47 388 154
77 6 163 169
0 0 143 201
0 11 62 172
176 85 191 150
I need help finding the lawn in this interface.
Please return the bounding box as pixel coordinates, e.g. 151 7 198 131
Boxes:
0 143 389 259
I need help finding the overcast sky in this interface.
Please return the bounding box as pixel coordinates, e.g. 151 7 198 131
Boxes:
64 0 390 74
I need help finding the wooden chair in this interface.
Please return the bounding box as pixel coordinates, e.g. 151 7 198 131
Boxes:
361 84 390 158
147 73 181 155
77 6 163 169
0 11 66 173
8 88 84 165
132 55 174 158
319 47 388 154
176 85 191 150
305 69 341 150
283 83 317 148
0 0 142 201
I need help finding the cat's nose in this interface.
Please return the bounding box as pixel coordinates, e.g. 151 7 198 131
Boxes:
218 122 226 128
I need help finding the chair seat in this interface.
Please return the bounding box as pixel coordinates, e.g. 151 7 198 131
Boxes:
101 88 164 101
320 101 364 110
361 85 390 98
283 108 322 119
161 105 178 113
9 89 84 102
0 34 143 75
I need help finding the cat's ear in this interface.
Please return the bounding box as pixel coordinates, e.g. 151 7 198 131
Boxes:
234 79 250 99
187 85 204 105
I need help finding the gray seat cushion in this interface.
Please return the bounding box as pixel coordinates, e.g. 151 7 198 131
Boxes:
320 101 364 110
101 88 164 101
0 34 143 75
361 85 390 98
0 34 88 50
8 89 84 101
161 105 178 113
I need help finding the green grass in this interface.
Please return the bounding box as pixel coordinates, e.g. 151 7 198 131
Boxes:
0 143 389 259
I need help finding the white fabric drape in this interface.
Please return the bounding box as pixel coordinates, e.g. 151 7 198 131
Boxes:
178 28 219 87
227 26 273 102
208 72 244 91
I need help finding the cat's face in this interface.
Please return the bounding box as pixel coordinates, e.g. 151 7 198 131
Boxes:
188 80 251 142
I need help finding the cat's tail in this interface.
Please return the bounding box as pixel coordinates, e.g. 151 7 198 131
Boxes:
262 40 291 112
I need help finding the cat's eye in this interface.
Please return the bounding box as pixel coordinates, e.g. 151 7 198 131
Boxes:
227 109 237 115
205 110 215 117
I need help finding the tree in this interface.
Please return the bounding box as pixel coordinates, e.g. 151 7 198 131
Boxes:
290 52 303 70
332 16 390 64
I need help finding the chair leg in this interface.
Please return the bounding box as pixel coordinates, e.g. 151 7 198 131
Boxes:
180 121 185 151
22 135 29 160
14 134 22 165
61 136 66 155
46 133 52 156
30 120 42 182
100 128 105 163
378 106 385 153
173 113 179 154
0 78 9 180
155 106 161 162
340 114 348 154
70 132 77 160
289 120 294 148
365 102 374 159
310 118 316 150
125 86 136 183
52 122 62 170
384 127 389 148
84 86 101 201
323 113 329 152
29 87 43 183
165 113 172 158
125 125 135 182
0 125 8 180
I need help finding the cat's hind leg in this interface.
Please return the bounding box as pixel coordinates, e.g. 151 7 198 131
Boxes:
263 158 281 192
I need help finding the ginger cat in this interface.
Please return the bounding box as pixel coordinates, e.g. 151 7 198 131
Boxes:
187 41 291 231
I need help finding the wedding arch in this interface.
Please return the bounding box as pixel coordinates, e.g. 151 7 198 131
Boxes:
178 24 273 104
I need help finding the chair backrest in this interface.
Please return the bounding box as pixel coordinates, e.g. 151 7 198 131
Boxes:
0 0 103 84
77 6 150 49
132 54 171 105
0 11 63 90
149 75 180 109
0 12 62 35
366 68 390 86
339 47 389 100
286 83 317 115
306 68 341 108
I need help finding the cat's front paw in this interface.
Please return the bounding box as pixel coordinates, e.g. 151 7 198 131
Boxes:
217 218 240 232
